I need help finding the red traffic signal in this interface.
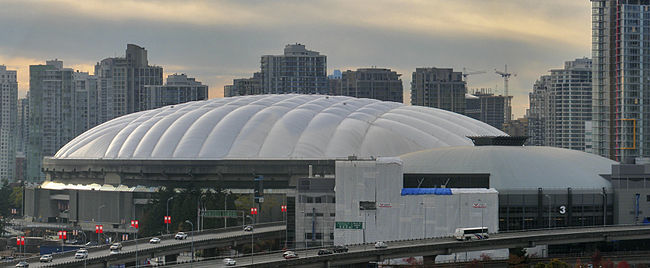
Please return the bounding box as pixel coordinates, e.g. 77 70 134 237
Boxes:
95 225 104 234
250 207 258 215
281 205 287 212
164 216 171 224
131 220 139 229
18 236 25 246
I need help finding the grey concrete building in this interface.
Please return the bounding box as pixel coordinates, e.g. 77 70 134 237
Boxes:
337 68 403 103
528 58 592 151
261 44 328 94
17 97 28 154
411 67 466 114
0 65 17 182
95 44 163 122
465 89 512 131
591 1 650 162
144 73 208 110
224 73 262 97
609 161 650 225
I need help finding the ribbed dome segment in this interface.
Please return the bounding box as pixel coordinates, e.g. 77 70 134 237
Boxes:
54 95 505 160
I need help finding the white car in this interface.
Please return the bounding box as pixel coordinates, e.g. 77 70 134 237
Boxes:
374 241 388 249
243 225 253 232
109 250 120 255
75 249 88 259
39 254 53 263
223 258 236 266
149 237 161 244
109 243 122 250
174 232 188 240
282 251 295 258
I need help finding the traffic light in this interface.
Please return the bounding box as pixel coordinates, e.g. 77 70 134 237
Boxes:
250 207 258 215
131 220 139 229
254 175 264 203
95 225 103 234
281 205 287 212
164 216 171 224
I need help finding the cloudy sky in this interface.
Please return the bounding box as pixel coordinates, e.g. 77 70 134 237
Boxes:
0 0 591 118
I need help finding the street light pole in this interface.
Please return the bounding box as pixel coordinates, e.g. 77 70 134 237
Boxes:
166 196 174 234
185 220 194 266
97 205 105 244
224 191 229 229
544 195 551 228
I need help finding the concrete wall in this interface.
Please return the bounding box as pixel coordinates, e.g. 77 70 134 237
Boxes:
614 188 650 224
334 158 499 245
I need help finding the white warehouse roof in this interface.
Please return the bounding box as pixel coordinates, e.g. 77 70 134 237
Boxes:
400 146 616 191
54 94 505 160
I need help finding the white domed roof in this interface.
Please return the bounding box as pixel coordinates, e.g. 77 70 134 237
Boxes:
54 95 505 160
400 146 616 190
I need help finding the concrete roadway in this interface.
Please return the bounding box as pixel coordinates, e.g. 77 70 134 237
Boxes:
22 225 285 268
169 224 650 267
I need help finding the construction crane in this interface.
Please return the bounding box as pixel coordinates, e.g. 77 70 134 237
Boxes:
495 64 516 97
462 67 486 84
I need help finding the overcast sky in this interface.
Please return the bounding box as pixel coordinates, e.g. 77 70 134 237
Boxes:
0 0 592 118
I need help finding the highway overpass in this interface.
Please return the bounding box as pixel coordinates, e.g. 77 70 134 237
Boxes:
6 222 285 268
169 224 650 267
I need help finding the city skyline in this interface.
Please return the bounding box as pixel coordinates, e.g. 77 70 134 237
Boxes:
0 0 591 118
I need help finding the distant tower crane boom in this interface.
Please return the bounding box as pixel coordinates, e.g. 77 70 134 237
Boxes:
495 64 516 97
462 67 486 84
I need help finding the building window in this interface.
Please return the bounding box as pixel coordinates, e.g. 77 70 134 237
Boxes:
330 213 335 217
305 233 312 239
307 197 314 203
647 195 650 202
315 197 322 203
330 233 334 240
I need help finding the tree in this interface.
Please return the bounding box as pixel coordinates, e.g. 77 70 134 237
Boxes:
10 186 23 210
547 259 570 268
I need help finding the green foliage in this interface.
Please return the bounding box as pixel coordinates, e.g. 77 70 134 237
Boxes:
139 186 237 237
10 186 23 210
546 259 570 268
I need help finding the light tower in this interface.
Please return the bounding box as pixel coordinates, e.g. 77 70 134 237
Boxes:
495 65 516 96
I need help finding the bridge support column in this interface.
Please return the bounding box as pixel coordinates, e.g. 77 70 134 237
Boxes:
202 247 218 258
165 253 178 264
423 255 437 265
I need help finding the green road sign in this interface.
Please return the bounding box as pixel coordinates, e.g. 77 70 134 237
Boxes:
201 210 239 218
335 221 363 229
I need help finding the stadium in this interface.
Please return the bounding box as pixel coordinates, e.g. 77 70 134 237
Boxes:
24 94 626 247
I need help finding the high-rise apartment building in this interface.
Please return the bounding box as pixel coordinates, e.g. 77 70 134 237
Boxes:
0 65 17 182
335 68 403 103
27 60 75 181
95 44 163 122
17 97 28 154
528 76 550 146
73 71 99 135
144 74 208 109
411 67 466 114
528 58 592 151
261 44 328 94
592 0 650 162
465 89 512 131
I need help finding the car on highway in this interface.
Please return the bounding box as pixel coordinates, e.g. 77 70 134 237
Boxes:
282 251 296 258
283 252 298 259
223 258 236 266
39 254 53 263
15 261 29 267
174 232 188 240
149 237 161 244
75 249 89 259
110 250 120 255
243 225 254 232
110 242 123 250
332 245 349 253
84 241 98 247
374 241 388 249
317 249 333 255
